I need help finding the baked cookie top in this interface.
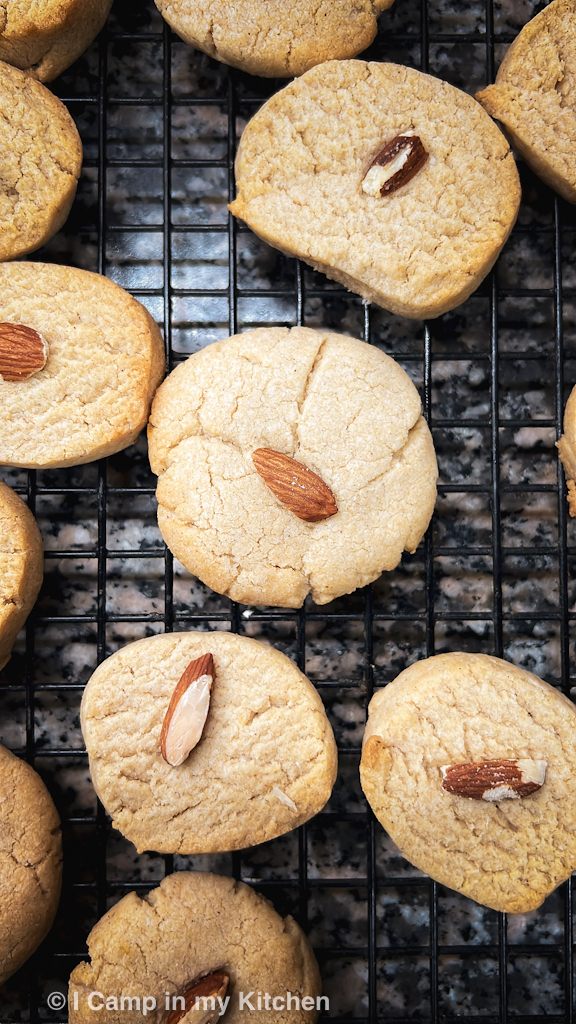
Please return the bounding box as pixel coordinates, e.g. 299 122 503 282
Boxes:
69 871 321 1023
360 653 576 914
477 0 576 204
0 262 165 468
229 60 520 320
0 60 82 261
0 743 62 986
0 481 43 671
148 326 437 608
557 384 576 514
0 0 113 82
154 0 394 78
81 631 337 854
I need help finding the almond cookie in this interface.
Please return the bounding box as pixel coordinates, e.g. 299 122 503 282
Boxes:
0 481 43 671
557 384 576 514
360 653 576 913
0 61 82 261
69 871 321 1023
0 0 113 83
229 60 520 320
154 0 394 78
0 744 62 985
0 262 165 468
477 0 576 204
81 631 337 854
148 326 437 608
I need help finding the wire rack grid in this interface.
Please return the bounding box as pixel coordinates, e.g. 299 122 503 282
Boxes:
1 0 575 1021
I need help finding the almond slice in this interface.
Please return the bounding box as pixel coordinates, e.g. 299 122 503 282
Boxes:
252 448 338 523
441 758 547 801
362 132 428 198
0 322 48 381
272 785 298 812
160 653 214 767
166 970 229 1024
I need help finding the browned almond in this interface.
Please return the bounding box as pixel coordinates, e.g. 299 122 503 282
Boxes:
441 758 547 801
160 653 214 767
166 970 229 1024
0 323 48 382
252 448 338 523
362 133 428 198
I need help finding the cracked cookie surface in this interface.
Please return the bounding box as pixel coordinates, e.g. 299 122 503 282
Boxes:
81 632 337 854
0 743 62 986
229 60 520 319
477 0 576 204
360 652 576 913
0 481 43 670
154 0 394 78
69 871 321 1023
0 60 82 261
0 0 113 82
0 262 165 468
148 326 437 608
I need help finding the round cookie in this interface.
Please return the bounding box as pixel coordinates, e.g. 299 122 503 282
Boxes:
0 743 62 985
81 631 337 854
557 384 576 515
477 0 576 205
0 262 165 468
69 871 321 1023
229 60 521 320
360 653 576 914
154 0 395 79
0 61 82 261
0 0 113 83
148 326 437 608
0 481 43 671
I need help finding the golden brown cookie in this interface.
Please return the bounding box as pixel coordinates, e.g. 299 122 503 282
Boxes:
477 0 576 204
0 481 43 671
0 262 165 468
81 631 337 854
557 384 576 514
360 653 576 914
154 0 394 78
229 60 521 319
0 60 82 261
0 0 113 82
0 744 62 985
69 871 322 1023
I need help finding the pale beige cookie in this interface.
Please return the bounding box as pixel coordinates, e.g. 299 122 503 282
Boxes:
0 0 113 83
477 0 576 204
557 384 576 514
360 653 576 914
0 481 43 671
0 262 165 468
148 326 437 608
69 871 321 1023
81 631 337 854
0 61 82 261
229 60 520 320
154 0 394 78
0 743 62 985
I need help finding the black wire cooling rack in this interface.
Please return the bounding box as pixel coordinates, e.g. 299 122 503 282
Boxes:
1 0 575 1021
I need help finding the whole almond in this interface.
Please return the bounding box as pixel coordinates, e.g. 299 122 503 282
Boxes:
252 448 338 523
166 970 229 1024
362 132 428 198
441 758 547 801
0 323 48 381
160 653 214 767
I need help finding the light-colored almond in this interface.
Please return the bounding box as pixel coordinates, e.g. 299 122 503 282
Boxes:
272 785 298 812
441 758 547 801
0 322 48 382
160 653 214 767
166 970 229 1024
362 132 428 198
252 448 338 523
